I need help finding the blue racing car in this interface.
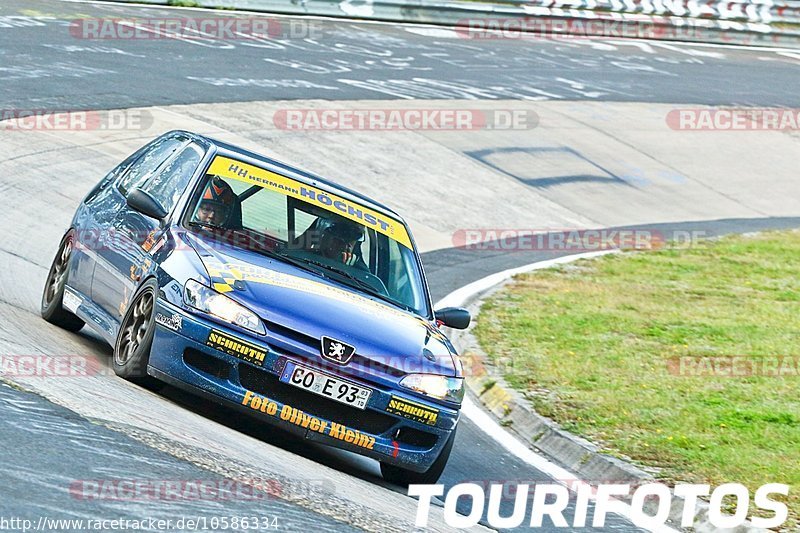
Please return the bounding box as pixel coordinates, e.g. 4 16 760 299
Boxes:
41 130 471 484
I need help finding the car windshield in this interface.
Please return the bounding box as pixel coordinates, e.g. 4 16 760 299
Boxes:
184 156 430 317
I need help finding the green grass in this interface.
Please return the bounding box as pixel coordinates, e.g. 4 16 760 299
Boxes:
474 231 800 525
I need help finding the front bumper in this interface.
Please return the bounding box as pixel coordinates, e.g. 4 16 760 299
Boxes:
148 299 459 472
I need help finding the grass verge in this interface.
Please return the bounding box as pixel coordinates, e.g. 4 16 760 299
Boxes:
474 231 800 525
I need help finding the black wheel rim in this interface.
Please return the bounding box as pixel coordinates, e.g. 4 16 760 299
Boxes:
44 238 72 306
116 290 154 366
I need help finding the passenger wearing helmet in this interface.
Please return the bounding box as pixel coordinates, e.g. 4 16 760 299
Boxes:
317 218 367 268
193 177 235 227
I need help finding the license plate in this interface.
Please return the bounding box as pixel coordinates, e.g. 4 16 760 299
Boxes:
280 362 372 410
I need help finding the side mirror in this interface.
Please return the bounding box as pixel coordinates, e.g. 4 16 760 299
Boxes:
127 188 167 221
434 307 471 330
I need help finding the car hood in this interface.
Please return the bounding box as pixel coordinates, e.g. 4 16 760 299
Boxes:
185 232 457 376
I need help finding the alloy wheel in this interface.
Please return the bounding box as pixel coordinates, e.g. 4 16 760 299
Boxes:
116 290 154 366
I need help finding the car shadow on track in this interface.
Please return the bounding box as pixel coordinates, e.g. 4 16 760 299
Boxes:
158 385 419 494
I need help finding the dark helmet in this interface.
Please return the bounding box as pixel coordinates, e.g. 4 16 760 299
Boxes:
320 218 365 244
194 178 235 224
315 217 366 264
200 177 235 208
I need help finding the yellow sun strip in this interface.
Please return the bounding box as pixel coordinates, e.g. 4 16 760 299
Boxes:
207 156 413 249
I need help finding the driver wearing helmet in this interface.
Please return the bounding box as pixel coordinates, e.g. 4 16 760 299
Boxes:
193 177 235 227
316 218 367 268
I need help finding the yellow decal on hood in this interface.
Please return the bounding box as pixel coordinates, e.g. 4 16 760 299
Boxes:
207 156 413 249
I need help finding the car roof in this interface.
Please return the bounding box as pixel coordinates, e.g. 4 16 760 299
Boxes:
180 130 407 225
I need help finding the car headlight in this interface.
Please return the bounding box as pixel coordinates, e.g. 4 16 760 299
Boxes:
184 279 266 336
399 374 464 404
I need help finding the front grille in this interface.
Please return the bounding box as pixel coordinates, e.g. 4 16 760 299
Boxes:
265 320 318 351
238 365 398 435
264 321 406 378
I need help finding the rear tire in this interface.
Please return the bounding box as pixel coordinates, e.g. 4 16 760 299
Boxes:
113 279 157 383
41 231 84 332
381 426 457 486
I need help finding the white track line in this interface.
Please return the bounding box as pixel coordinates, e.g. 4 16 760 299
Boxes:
435 250 680 533
435 250 615 309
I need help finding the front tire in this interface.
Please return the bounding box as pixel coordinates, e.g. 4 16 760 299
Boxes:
381 426 457 486
113 279 157 382
41 231 84 332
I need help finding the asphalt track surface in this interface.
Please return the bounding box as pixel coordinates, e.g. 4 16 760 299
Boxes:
0 382 360 531
1 0 799 531
2 0 800 109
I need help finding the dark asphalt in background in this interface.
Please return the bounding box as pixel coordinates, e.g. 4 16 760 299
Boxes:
1 0 799 109
2 0 799 530
422 217 800 301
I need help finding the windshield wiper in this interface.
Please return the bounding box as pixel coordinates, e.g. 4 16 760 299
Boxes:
187 223 325 279
186 224 415 312
237 246 331 280
302 259 374 289
299 259 415 312
187 221 227 232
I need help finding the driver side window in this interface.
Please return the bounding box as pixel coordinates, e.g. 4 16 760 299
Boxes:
118 136 186 196
142 143 205 215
